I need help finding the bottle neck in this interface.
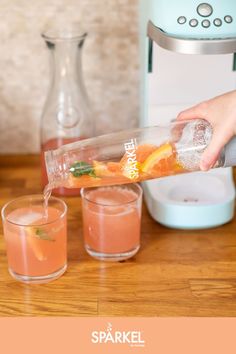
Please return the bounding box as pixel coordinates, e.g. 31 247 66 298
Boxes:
42 33 91 132
46 36 86 94
44 149 68 189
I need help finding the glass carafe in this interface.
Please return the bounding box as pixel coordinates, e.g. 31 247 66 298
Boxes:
40 24 94 196
44 119 236 191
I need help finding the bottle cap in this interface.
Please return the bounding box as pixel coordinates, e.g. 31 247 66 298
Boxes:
223 136 236 167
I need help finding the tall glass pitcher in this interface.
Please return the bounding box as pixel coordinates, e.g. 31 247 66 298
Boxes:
40 24 94 196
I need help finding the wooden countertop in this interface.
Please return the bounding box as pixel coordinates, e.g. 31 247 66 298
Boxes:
1 155 236 317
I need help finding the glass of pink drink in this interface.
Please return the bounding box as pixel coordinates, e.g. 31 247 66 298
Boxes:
81 184 143 261
1 195 67 284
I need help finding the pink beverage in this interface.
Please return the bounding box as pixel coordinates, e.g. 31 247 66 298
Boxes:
41 137 86 196
81 184 143 261
1 196 67 284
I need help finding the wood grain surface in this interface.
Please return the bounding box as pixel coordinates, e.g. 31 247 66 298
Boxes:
1 155 236 317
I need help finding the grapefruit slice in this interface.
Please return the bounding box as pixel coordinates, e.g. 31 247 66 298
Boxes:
107 162 123 175
141 143 173 175
93 161 122 177
120 144 157 179
174 161 185 173
93 161 110 177
120 144 157 166
68 174 101 188
26 227 47 261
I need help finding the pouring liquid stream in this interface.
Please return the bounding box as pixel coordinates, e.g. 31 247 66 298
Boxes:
43 184 53 218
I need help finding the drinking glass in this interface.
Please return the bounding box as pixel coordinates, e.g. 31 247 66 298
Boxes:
1 195 67 284
81 184 143 261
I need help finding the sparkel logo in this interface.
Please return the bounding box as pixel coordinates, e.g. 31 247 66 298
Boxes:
91 322 145 347
123 139 139 180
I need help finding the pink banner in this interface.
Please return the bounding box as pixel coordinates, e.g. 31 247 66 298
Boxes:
1 317 236 354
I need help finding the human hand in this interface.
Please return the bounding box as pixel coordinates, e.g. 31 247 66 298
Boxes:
177 90 236 171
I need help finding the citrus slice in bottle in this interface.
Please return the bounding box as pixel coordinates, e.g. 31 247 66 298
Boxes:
141 143 174 176
120 144 157 166
68 174 101 188
107 162 123 174
174 161 185 173
120 144 157 179
94 161 122 177
93 161 110 177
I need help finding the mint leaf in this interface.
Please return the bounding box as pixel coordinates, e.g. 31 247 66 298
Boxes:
69 161 96 178
88 170 97 178
35 228 55 242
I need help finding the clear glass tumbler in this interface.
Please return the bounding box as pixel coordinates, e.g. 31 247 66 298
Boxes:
81 184 143 261
1 195 67 284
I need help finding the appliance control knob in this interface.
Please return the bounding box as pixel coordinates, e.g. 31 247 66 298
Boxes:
197 3 213 17
213 18 222 27
202 19 211 28
177 16 187 24
189 19 198 27
224 15 233 23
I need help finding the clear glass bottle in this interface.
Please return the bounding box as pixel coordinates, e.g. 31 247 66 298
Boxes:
40 24 94 196
44 119 236 191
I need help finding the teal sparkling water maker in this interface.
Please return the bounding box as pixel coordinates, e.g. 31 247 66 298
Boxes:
144 0 236 39
139 1 236 229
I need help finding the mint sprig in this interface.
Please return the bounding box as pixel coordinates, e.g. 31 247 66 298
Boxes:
69 161 96 178
34 228 55 242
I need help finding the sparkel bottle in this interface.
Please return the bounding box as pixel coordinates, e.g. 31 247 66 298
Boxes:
44 119 236 191
40 23 94 196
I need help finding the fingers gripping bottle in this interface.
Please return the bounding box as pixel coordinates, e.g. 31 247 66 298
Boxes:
44 119 236 191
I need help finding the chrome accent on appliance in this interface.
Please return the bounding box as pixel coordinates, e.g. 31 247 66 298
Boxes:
177 16 187 24
213 18 222 27
202 19 211 27
189 19 198 27
197 3 213 17
147 21 236 55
